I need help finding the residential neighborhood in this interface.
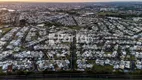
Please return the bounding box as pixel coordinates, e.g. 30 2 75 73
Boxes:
0 2 141 75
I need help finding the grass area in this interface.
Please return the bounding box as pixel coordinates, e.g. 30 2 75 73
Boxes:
86 60 95 64
45 22 63 27
92 64 113 74
105 52 112 54
1 27 12 35
68 26 81 30
0 67 3 74
31 36 38 41
0 25 4 28
125 55 135 61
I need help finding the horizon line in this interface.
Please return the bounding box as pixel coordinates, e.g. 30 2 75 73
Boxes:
0 1 141 3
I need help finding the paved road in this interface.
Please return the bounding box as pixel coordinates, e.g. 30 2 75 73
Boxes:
1 73 142 80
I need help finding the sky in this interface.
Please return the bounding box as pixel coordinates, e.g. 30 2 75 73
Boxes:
0 0 141 2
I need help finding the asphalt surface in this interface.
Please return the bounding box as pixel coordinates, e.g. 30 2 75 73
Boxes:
1 73 142 80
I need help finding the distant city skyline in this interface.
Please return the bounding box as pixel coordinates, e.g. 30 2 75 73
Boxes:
0 0 141 2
